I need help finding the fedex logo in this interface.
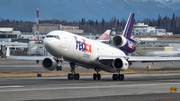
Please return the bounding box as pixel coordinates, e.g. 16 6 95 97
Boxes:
102 33 109 39
128 41 134 49
74 36 92 53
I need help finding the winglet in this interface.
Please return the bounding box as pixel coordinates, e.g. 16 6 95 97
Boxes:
122 13 135 39
6 46 10 57
97 30 111 40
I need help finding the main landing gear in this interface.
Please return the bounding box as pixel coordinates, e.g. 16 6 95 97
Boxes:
112 70 124 81
68 62 80 80
93 68 101 80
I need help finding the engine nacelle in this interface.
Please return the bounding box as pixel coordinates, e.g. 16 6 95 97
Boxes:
112 58 129 71
111 35 127 47
42 58 57 71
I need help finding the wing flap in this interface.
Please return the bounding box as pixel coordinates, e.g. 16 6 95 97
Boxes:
128 56 180 62
98 55 180 63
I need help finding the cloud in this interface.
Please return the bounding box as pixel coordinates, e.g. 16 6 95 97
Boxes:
172 0 180 3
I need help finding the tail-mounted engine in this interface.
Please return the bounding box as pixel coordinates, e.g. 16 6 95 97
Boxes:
111 35 136 53
112 58 129 71
42 58 57 71
111 35 127 47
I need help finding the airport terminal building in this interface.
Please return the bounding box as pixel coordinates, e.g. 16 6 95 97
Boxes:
132 23 173 36
32 23 84 34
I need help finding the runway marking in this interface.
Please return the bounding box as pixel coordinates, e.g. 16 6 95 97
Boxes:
0 86 24 88
0 83 180 92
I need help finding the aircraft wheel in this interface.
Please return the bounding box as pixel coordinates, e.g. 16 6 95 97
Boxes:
120 74 124 81
93 74 97 80
68 74 73 80
112 74 118 80
118 74 124 81
68 73 79 80
74 73 80 80
56 66 62 71
56 67 59 71
97 74 101 80
59 66 62 71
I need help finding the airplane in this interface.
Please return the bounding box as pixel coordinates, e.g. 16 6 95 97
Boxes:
7 13 180 81
97 30 111 40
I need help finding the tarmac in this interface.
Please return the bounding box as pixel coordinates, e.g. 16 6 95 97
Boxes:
0 59 180 100
0 74 180 101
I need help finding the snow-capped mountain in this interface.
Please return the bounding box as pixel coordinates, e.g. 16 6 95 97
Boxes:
0 0 180 21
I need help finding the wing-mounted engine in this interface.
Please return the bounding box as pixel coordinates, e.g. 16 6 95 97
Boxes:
111 35 127 47
42 58 57 71
112 58 129 71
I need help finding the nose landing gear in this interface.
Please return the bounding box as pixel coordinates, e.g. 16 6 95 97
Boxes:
56 58 62 71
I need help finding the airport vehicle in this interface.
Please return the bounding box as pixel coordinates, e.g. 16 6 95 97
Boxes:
7 13 180 81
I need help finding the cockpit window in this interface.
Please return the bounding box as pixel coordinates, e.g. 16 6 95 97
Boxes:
54 35 60 39
46 35 54 38
46 35 60 40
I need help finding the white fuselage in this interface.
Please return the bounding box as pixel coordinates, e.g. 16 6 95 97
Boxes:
43 30 126 72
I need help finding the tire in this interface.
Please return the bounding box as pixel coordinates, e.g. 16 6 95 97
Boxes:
68 74 73 80
93 74 97 80
119 74 124 81
59 66 62 71
56 67 59 71
97 74 101 80
37 73 41 77
121 74 124 81
68 74 70 80
112 74 118 80
74 74 79 80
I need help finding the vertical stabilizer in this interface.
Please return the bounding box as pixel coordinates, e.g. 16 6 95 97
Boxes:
122 13 135 39
97 30 111 40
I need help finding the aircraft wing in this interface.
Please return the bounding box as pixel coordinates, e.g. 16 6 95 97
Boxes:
6 47 53 61
6 56 52 61
127 56 180 62
98 55 180 64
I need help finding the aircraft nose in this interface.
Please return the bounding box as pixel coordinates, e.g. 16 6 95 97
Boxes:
43 38 53 51
43 37 61 56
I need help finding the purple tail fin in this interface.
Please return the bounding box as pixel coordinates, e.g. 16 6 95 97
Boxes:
119 13 136 55
122 13 135 39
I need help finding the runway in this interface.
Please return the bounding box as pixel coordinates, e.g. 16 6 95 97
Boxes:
0 73 180 101
1 59 180 73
